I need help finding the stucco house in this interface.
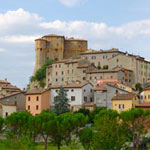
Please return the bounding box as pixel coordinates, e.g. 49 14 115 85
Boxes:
50 82 94 111
26 88 50 116
112 93 139 112
0 103 17 118
94 82 133 109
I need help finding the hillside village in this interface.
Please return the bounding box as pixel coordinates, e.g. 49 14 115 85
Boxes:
1 34 150 117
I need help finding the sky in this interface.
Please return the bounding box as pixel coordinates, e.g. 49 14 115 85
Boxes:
0 0 150 89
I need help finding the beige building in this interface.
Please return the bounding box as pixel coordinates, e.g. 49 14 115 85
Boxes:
0 103 17 118
0 92 26 112
112 93 139 112
46 58 96 86
81 49 150 85
34 34 87 74
0 79 21 95
140 87 150 103
26 89 50 116
81 48 120 67
86 67 134 87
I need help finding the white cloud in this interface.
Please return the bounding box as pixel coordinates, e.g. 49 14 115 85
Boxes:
1 8 150 89
0 48 5 52
59 0 87 7
0 35 40 43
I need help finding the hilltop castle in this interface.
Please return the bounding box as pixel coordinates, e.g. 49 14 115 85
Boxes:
33 34 87 74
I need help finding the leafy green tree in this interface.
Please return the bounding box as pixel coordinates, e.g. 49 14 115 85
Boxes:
74 108 90 118
90 107 106 123
5 111 31 138
33 112 56 150
93 109 128 150
79 127 93 150
54 87 70 115
135 83 143 93
71 113 88 136
34 59 55 81
120 108 150 150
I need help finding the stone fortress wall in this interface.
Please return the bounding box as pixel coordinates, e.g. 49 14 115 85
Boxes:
33 34 87 74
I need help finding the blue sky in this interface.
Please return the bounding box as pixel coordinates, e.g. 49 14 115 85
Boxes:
0 0 150 88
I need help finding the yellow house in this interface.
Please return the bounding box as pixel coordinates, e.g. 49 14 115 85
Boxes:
112 93 139 112
143 88 150 103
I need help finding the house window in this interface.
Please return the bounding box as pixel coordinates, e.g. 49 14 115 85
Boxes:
40 48 42 51
56 90 58 92
62 71 64 75
71 89 74 92
62 78 64 81
90 97 93 102
55 65 57 68
119 104 124 109
84 96 87 102
116 59 119 62
71 96 75 101
36 105 39 110
90 89 93 93
56 79 58 82
59 64 61 68
36 96 39 101
84 89 86 92
68 70 69 74
56 72 58 75
83 70 86 73
28 96 30 101
83 77 86 80
28 105 30 110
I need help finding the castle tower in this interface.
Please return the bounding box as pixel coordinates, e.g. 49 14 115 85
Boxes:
33 34 87 75
64 38 88 59
33 38 47 75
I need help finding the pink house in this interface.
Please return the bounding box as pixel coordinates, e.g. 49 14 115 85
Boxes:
26 88 50 116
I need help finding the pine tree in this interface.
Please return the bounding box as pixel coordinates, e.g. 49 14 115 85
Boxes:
54 87 70 115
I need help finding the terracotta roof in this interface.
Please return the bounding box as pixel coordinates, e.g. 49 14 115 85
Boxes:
144 87 150 91
86 69 123 74
0 102 16 106
0 92 24 100
83 102 95 107
94 85 107 91
53 59 69 64
80 48 120 55
50 82 92 89
0 80 10 84
112 93 136 100
65 59 80 64
26 88 49 95
136 102 150 108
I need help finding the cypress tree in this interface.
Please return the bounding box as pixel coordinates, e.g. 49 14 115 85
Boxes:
54 87 70 115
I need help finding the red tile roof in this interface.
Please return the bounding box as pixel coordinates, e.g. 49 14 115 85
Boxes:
136 102 150 108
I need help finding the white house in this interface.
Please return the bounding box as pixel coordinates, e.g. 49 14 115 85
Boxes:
50 82 94 111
